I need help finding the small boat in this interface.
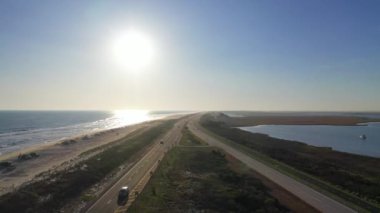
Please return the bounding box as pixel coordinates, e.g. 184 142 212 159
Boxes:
360 134 367 140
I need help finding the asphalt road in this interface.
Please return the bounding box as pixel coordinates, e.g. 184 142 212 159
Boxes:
86 118 186 213
187 115 356 213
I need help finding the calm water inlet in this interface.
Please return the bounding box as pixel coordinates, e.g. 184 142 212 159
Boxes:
240 123 380 158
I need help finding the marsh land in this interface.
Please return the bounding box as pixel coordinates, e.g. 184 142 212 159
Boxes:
201 113 380 212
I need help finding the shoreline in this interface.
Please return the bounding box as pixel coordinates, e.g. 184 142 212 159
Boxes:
0 113 186 161
0 124 140 161
0 115 182 196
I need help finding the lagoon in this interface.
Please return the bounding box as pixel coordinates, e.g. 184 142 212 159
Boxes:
240 122 380 157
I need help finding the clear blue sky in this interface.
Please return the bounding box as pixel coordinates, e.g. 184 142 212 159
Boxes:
1 0 379 111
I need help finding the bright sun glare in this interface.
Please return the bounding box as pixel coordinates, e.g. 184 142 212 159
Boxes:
113 110 150 126
111 29 155 70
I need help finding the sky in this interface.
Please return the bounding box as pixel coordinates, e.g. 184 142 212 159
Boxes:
0 0 379 111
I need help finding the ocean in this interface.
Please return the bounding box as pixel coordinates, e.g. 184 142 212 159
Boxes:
0 110 179 156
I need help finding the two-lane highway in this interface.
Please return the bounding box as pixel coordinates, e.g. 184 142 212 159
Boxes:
87 113 355 213
86 118 186 213
188 115 356 213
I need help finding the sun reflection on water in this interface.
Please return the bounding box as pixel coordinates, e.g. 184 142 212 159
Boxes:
112 110 151 127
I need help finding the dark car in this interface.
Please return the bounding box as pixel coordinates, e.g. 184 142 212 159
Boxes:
160 140 164 144
117 186 130 206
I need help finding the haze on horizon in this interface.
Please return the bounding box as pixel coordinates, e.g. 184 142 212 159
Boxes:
0 1 379 112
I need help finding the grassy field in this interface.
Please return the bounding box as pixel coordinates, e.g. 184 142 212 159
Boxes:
179 126 207 146
129 129 289 213
0 119 177 213
201 113 380 212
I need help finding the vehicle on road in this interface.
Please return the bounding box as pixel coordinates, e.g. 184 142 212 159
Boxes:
160 140 164 144
117 186 130 206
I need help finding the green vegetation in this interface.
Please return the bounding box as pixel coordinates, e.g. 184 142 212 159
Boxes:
130 131 288 212
60 139 77 146
0 161 15 173
17 152 39 161
201 114 380 212
0 119 176 213
179 127 206 146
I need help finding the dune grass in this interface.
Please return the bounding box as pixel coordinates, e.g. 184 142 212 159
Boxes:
130 130 288 212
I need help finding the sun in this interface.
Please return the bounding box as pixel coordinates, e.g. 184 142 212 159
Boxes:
111 29 155 70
